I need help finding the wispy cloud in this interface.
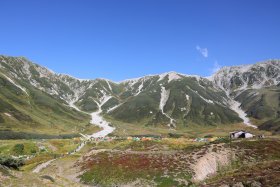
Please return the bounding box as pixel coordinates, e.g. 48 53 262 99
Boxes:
211 61 221 73
196 45 208 58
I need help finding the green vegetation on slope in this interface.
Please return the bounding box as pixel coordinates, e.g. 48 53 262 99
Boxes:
0 72 99 137
236 87 280 134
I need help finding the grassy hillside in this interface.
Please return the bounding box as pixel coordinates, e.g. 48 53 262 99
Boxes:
235 86 280 134
0 73 99 138
110 77 242 127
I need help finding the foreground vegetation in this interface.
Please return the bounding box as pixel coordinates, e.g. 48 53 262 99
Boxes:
77 138 280 186
206 138 280 186
0 128 279 187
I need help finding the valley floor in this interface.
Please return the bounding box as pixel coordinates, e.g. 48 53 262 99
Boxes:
0 135 280 187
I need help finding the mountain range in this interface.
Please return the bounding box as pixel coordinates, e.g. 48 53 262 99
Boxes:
0 55 279 137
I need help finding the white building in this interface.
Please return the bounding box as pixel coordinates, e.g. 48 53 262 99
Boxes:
230 131 254 139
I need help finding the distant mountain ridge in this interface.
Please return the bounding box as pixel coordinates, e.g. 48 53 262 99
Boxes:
211 60 280 94
0 55 279 135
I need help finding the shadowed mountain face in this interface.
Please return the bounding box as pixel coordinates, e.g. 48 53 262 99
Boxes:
0 55 279 134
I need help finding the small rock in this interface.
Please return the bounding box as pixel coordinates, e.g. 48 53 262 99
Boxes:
250 181 262 187
219 184 230 187
232 182 244 187
40 175 55 183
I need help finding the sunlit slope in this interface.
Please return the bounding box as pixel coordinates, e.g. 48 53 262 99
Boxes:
0 55 279 136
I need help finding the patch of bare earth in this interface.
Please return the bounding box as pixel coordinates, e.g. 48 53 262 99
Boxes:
190 143 234 182
205 139 280 187
40 156 87 186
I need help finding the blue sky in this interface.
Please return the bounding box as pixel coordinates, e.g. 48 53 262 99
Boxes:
0 0 279 81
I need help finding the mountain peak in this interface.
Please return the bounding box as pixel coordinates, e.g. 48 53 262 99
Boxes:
158 71 182 82
120 71 202 85
212 59 280 94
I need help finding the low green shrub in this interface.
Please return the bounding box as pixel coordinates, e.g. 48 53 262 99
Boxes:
13 144 24 155
0 156 24 169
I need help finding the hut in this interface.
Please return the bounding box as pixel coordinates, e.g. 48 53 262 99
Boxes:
230 131 254 139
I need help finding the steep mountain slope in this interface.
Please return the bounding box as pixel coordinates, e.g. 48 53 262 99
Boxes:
0 55 279 136
211 60 280 133
0 56 97 137
109 73 241 127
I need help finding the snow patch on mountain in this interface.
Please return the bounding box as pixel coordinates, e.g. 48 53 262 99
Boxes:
69 100 82 112
159 86 170 112
107 103 123 113
199 95 214 104
159 86 176 127
100 95 113 107
188 87 214 104
212 87 254 127
1 73 29 96
106 80 112 92
228 100 257 128
68 91 115 140
89 94 115 138
135 81 144 96
211 75 255 127
64 82 116 140
90 110 115 138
